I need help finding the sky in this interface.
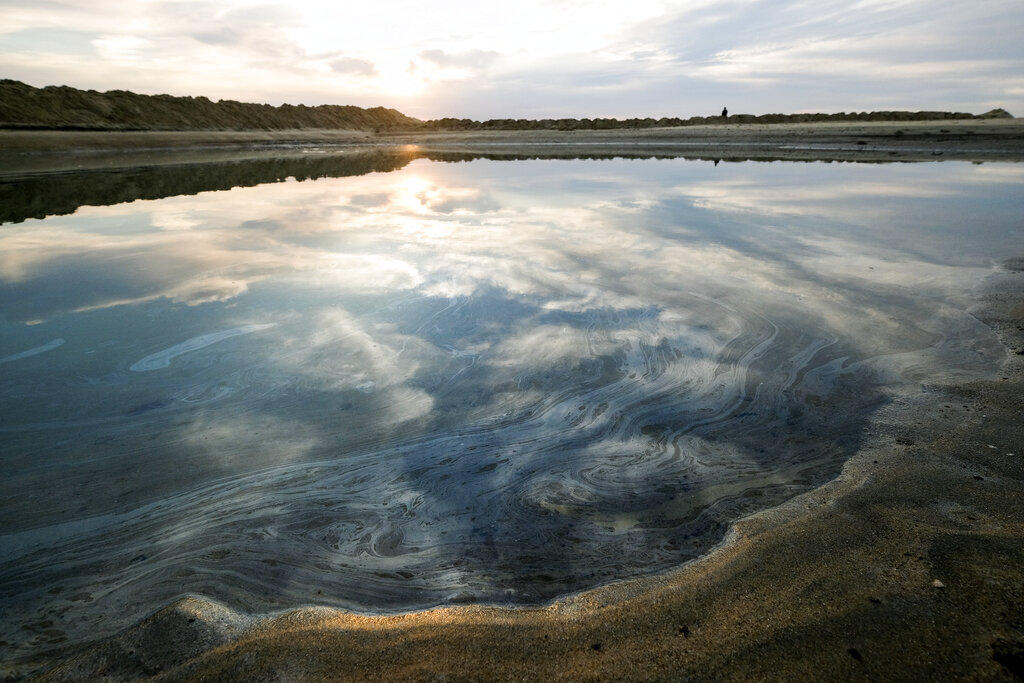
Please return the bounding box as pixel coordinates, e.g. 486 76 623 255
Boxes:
1 0 1022 120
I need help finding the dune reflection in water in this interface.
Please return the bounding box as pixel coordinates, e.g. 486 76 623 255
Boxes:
0 157 1020 662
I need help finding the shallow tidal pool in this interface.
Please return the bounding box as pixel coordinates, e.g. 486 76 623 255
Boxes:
1 151 1021 660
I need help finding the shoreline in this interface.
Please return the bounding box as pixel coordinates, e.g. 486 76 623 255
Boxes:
7 131 1024 226
30 265 1024 680
2 118 1024 166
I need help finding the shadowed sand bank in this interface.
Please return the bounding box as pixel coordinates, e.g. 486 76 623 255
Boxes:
23 262 1024 681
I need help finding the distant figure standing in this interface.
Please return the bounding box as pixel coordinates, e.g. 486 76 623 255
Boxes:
721 107 728 118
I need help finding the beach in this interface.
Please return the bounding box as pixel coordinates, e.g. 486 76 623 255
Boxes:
3 118 1024 164
4 122 1023 681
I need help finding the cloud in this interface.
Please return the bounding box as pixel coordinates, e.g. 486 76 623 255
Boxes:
418 48 499 70
329 56 377 76
602 0 1024 112
91 34 152 60
0 27 97 55
192 29 240 46
0 0 1021 115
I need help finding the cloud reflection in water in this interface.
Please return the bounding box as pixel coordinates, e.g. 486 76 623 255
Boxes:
0 157 1020 662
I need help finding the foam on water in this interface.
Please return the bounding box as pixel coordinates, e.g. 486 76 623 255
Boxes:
129 324 277 371
0 338 64 365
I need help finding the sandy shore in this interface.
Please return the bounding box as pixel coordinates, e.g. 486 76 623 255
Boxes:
0 128 374 153
27 260 1024 681
2 119 1024 166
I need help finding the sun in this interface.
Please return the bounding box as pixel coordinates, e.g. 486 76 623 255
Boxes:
318 50 437 100
374 69 431 99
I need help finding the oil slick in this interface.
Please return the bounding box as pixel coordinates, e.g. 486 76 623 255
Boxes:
129 324 277 372
0 338 64 365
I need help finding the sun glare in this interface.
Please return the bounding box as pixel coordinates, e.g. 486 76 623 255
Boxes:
375 70 430 98
396 177 433 209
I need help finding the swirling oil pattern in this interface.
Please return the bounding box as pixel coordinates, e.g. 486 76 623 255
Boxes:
1 157 1021 668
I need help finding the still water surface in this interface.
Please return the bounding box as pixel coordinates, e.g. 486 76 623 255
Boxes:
1 153 1020 659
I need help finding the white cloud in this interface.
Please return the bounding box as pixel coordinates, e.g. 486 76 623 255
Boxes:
418 49 498 70
329 57 377 77
91 34 152 60
0 0 1021 115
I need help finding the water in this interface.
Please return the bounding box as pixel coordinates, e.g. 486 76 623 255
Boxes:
1 151 1020 663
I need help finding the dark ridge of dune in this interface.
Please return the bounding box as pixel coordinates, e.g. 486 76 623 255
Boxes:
0 80 420 131
0 79 1014 134
419 108 1013 131
979 107 1015 118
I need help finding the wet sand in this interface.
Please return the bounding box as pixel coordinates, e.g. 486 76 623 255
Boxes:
0 128 374 153
29 263 1024 680
2 118 1024 164
389 118 1024 162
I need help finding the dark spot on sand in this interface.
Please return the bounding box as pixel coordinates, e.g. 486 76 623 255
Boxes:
992 639 1024 678
591 642 603 652
869 597 882 604
896 437 915 446
974 475 984 481
848 647 863 662
679 625 691 637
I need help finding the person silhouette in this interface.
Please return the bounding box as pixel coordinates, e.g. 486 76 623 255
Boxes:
721 107 728 117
